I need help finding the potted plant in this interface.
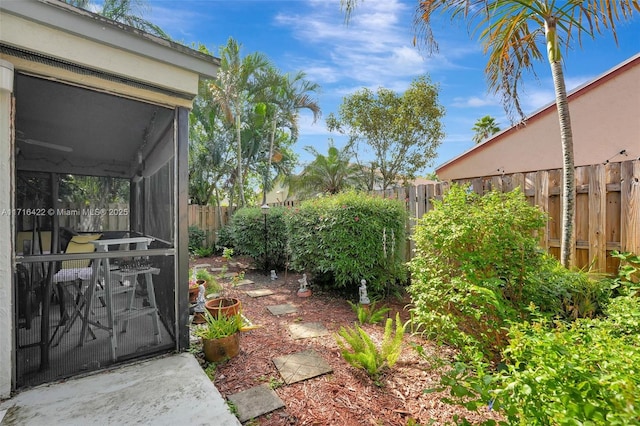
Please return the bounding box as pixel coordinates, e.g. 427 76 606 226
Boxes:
205 296 242 318
194 311 242 362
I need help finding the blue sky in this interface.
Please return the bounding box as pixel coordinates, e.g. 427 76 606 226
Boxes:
142 0 639 174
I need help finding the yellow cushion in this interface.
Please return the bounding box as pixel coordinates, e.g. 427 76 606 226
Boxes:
70 234 102 244
62 238 100 269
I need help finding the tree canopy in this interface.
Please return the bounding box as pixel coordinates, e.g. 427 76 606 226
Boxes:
326 75 445 191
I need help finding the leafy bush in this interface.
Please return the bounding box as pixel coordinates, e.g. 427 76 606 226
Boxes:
336 313 405 384
435 310 640 426
215 224 235 253
287 190 408 297
427 255 640 426
347 300 391 324
230 206 289 270
408 185 548 360
188 225 207 254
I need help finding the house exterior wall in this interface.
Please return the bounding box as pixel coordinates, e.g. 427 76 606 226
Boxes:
437 55 640 180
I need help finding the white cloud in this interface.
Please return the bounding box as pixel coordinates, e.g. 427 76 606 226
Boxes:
451 94 500 108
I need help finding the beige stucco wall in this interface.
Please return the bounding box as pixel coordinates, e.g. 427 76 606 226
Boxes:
437 56 640 180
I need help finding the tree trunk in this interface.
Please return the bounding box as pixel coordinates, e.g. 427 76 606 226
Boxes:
235 114 245 207
550 59 575 268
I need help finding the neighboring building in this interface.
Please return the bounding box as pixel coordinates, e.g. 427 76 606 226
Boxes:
436 53 640 180
1 0 218 396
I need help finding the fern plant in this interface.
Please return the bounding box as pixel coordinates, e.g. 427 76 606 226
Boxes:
335 313 405 384
347 300 391 324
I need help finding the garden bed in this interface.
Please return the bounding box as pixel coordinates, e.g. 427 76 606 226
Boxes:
191 256 502 425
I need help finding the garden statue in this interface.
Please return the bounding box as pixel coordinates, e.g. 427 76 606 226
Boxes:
194 284 206 313
359 279 370 305
297 273 311 297
270 270 278 281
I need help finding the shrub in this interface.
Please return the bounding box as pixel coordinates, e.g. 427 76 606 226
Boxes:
336 313 405 384
188 225 207 254
215 224 235 253
287 190 408 297
408 185 548 360
230 206 289 270
436 312 640 426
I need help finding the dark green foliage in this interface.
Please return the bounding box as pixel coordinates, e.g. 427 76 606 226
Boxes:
335 313 405 384
230 206 289 270
287 190 408 297
215 224 235 253
188 225 207 254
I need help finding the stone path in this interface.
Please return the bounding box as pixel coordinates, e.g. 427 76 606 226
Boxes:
266 303 297 315
227 288 333 422
227 385 285 423
272 349 333 385
245 288 275 297
288 322 329 339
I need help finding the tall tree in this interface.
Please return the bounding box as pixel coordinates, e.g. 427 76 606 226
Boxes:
342 0 639 267
255 68 322 204
472 115 500 143
326 75 444 191
209 37 271 208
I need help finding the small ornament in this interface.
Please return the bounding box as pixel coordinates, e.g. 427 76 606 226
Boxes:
297 273 312 297
359 279 370 305
270 270 278 281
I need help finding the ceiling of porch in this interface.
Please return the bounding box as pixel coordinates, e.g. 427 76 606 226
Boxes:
14 73 175 178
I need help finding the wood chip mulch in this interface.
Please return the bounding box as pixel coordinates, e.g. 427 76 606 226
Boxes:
191 256 503 425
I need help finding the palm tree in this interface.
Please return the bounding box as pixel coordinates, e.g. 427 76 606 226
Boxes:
288 143 362 199
255 68 322 204
342 0 639 267
209 37 271 208
472 115 500 144
63 0 169 39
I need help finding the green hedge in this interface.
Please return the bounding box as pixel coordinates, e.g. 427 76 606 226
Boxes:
286 190 408 297
230 206 289 270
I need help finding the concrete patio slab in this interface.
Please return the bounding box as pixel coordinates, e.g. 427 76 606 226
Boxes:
272 350 333 384
267 304 297 315
246 289 275 298
288 322 329 339
227 384 284 423
0 353 240 426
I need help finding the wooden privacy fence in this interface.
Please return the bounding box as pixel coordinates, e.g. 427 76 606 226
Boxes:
187 160 639 274
187 204 229 247
445 159 638 274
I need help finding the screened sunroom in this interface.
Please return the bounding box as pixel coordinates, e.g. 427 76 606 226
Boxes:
0 0 218 392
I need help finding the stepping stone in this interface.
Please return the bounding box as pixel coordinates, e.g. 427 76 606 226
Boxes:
233 279 254 286
218 272 237 279
273 349 333 384
267 304 297 315
246 288 275 298
193 263 211 269
210 267 225 273
227 384 285 423
288 322 329 339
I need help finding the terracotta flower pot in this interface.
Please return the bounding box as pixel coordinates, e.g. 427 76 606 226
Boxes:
202 334 240 362
188 286 199 303
205 297 241 318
